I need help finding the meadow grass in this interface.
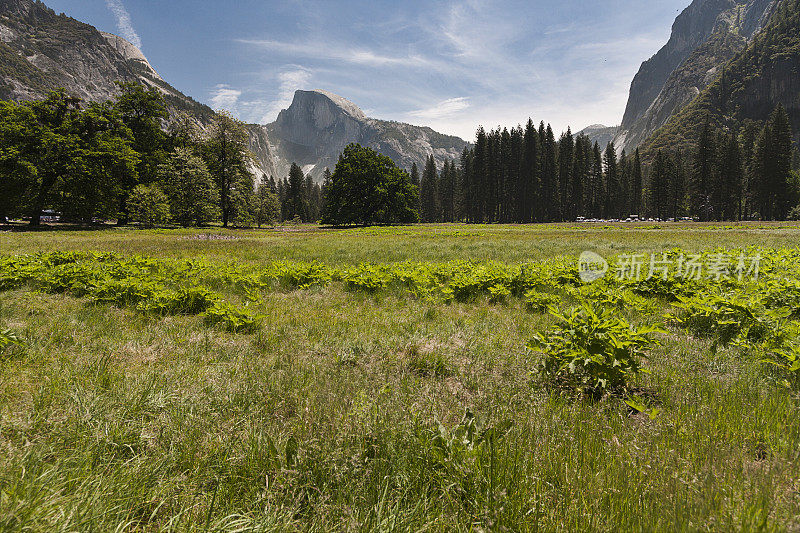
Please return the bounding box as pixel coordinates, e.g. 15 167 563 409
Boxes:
1 223 800 531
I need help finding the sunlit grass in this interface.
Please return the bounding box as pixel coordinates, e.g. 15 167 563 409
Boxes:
1 223 800 531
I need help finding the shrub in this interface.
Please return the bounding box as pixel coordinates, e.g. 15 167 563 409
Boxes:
524 290 559 313
204 303 263 333
668 295 783 347
530 304 663 397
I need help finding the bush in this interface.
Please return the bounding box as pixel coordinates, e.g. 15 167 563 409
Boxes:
530 304 663 397
668 295 782 347
203 302 263 333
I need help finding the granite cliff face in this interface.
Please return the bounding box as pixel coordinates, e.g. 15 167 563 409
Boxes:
615 0 778 151
643 0 800 155
265 90 470 181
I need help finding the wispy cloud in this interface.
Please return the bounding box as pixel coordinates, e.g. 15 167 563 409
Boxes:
408 97 470 120
104 0 142 50
211 0 687 137
210 84 242 113
261 67 313 123
237 39 434 68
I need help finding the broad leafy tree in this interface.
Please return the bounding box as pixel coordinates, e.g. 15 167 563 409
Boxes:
321 144 419 226
159 147 219 227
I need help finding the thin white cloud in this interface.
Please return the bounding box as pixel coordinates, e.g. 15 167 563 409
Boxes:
260 67 313 123
408 97 470 120
238 39 434 68
210 84 242 113
104 0 142 50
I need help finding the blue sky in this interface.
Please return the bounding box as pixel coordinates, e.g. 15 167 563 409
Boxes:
44 0 690 140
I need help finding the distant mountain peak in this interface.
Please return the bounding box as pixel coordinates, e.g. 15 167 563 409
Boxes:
269 88 468 181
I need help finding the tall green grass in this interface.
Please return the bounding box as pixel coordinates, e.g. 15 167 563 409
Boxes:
1 224 800 531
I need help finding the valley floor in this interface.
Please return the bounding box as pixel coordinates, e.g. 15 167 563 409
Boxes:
2 223 800 531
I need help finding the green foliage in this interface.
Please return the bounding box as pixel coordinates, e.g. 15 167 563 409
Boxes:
523 290 558 313
203 302 262 333
158 147 219 227
0 328 23 351
127 184 171 228
201 111 254 228
255 181 281 227
0 90 138 224
668 294 783 348
321 144 419 226
530 304 663 396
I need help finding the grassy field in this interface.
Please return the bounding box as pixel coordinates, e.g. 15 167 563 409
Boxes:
2 223 800 531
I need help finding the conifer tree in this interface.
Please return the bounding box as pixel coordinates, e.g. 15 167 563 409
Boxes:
630 149 643 217
691 118 715 221
410 162 421 215
284 163 309 221
420 155 439 222
473 128 489 222
603 143 619 219
541 124 558 221
588 143 604 218
558 129 574 221
649 151 670 220
520 119 539 223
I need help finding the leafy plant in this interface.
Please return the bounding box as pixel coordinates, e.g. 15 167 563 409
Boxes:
0 329 22 350
523 290 558 313
530 304 663 397
668 294 785 348
488 284 511 303
203 302 263 333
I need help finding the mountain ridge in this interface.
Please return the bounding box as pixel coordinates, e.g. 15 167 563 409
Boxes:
615 0 779 152
0 0 468 182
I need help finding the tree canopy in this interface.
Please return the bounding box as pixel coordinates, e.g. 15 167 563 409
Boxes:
321 144 419 226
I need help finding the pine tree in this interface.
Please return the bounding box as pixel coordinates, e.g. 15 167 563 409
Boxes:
669 152 687 220
410 162 421 215
284 163 309 221
588 143 604 218
438 159 456 222
473 128 489 222
715 133 743 221
691 118 715 221
558 129 574 221
631 149 643 217
618 150 630 219
520 119 539 223
541 124 558 221
649 151 670 220
420 155 439 222
770 104 794 220
603 143 619 219
457 148 472 222
570 135 590 220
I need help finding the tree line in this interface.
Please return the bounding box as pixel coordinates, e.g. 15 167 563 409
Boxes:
2 86 797 228
418 105 798 223
0 85 324 228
